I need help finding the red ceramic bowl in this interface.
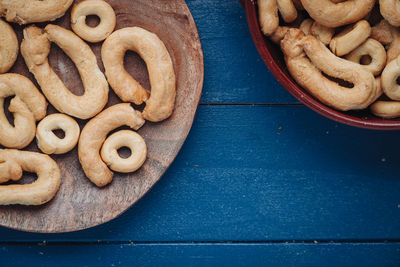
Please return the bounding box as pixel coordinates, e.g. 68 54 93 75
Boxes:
241 0 400 130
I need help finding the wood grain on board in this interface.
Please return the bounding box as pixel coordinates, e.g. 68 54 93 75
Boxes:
0 0 204 233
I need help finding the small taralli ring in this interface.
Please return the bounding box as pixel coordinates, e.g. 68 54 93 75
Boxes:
71 0 116 43
36 114 80 155
0 19 18 74
101 130 147 173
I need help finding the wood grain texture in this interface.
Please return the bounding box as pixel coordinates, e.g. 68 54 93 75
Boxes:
0 242 399 267
0 106 399 241
0 0 203 233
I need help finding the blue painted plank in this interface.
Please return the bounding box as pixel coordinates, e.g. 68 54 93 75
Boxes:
186 0 297 104
0 243 399 267
0 106 399 241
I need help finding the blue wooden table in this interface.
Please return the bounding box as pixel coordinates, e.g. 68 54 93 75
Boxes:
1 1 400 266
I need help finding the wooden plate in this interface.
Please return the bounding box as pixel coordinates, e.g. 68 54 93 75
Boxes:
0 0 203 233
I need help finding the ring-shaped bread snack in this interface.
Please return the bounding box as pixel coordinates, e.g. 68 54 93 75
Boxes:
277 0 298 23
371 19 393 45
258 0 279 35
0 149 61 206
78 103 145 187
21 25 109 120
270 26 290 44
330 20 371 57
300 19 335 46
0 0 74 25
370 100 400 118
345 38 387 76
281 29 377 111
300 0 375 28
100 130 147 173
36 113 80 155
71 0 116 43
102 27 176 122
0 19 18 74
381 55 400 100
379 0 400 27
0 73 47 149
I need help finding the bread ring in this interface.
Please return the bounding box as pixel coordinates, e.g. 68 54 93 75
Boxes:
21 25 109 120
0 19 18 74
78 103 145 187
371 20 393 45
102 27 176 122
0 73 47 149
277 0 297 23
281 29 377 111
345 38 387 76
36 114 80 155
330 20 371 56
71 0 116 43
0 149 61 206
258 0 279 35
100 130 147 173
270 26 290 44
0 0 74 25
379 0 400 27
299 19 313 35
300 0 375 28
300 19 335 46
381 56 400 100
370 100 400 118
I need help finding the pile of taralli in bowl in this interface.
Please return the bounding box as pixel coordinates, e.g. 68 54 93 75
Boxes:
258 0 400 119
0 0 176 205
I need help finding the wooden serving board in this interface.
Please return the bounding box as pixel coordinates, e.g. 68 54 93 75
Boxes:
0 0 203 233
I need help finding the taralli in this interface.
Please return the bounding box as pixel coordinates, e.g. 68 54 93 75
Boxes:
270 26 290 43
277 0 297 23
21 25 109 120
0 73 47 149
36 114 80 155
300 0 375 28
346 38 387 76
71 0 116 43
100 130 147 173
258 0 279 35
102 27 176 122
330 20 371 57
310 22 335 46
300 19 334 45
0 149 61 206
0 0 74 25
381 55 400 100
281 29 377 111
0 19 18 74
371 19 393 45
379 0 400 27
78 103 145 187
370 100 400 118
386 28 400 63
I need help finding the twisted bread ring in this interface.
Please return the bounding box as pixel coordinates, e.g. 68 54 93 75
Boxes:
346 38 387 76
0 19 18 74
100 130 147 173
330 20 371 56
21 25 109 120
281 29 377 111
0 73 47 149
381 55 400 100
36 114 80 155
102 27 176 122
0 0 74 25
78 103 145 187
0 149 61 206
71 0 116 43
300 0 375 28
379 0 400 27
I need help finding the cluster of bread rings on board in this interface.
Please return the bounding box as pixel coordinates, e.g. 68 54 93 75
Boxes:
0 0 176 205
258 0 400 118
